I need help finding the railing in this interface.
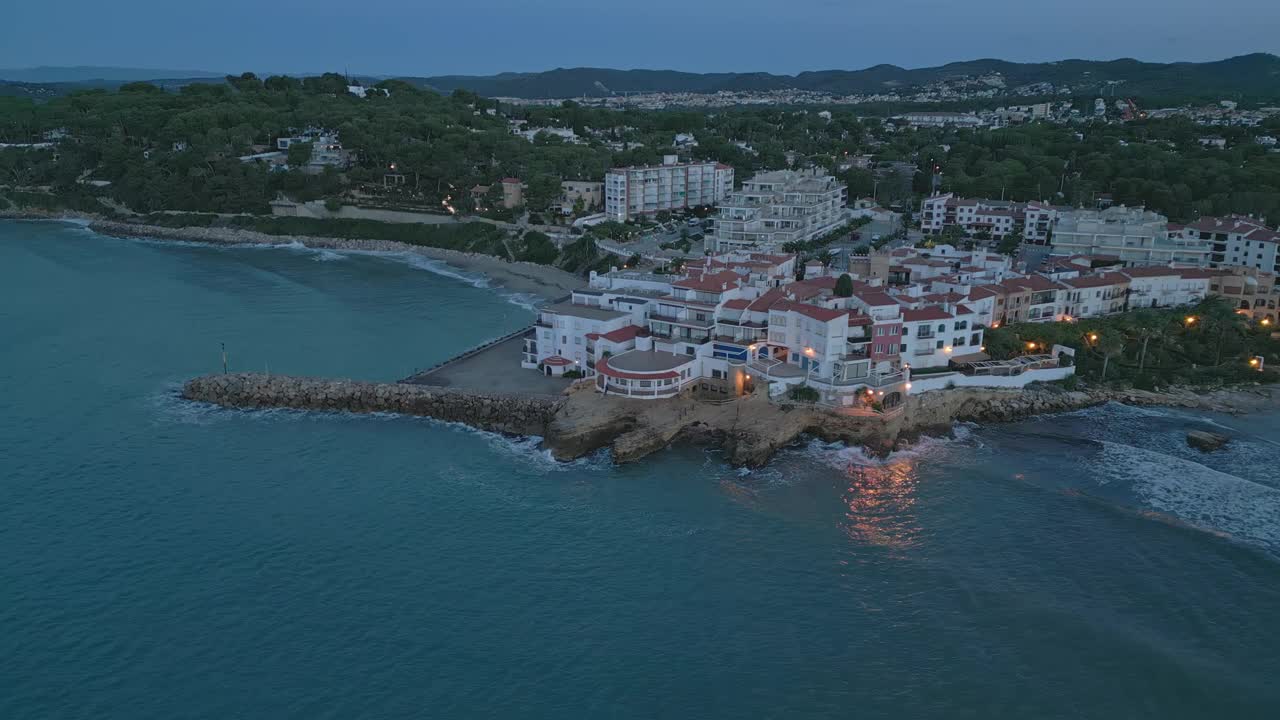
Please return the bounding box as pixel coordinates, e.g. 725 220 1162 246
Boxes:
648 313 715 328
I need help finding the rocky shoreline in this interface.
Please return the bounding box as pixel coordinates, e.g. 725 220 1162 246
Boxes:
182 372 1277 467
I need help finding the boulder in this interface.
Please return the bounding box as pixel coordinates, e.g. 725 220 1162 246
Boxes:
1186 430 1230 452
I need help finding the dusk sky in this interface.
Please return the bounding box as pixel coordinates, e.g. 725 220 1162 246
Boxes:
3 0 1277 76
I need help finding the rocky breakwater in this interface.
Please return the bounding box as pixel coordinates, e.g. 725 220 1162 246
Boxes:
183 373 562 436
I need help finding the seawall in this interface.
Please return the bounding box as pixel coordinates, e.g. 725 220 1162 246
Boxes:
182 373 562 436
181 373 1275 467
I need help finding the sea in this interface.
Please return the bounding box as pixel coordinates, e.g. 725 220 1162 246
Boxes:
2 219 1279 718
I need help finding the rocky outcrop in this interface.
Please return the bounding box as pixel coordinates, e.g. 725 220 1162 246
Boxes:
1186 430 1230 452
182 373 561 436
182 372 1274 468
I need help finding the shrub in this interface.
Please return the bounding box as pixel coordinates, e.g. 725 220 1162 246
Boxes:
1059 374 1080 391
561 370 583 379
323 198 343 212
789 385 820 402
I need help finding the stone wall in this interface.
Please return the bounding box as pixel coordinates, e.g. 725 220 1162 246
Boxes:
183 373 561 436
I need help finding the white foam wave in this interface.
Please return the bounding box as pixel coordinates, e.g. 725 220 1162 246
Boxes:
1094 441 1280 553
311 249 347 262
397 252 491 289
800 423 979 470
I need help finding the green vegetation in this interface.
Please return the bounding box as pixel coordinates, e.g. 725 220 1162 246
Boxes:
834 273 854 297
985 297 1280 388
789 385 820 402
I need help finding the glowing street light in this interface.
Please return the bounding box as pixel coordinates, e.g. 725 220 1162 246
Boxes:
1184 316 1197 326
1262 318 1273 327
1088 332 1098 342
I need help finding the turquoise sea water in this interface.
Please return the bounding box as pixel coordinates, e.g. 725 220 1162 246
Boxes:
3 220 1280 718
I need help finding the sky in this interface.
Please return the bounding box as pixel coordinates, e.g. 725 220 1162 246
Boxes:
2 0 1277 77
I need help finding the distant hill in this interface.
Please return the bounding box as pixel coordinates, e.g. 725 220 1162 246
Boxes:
401 54 1280 100
0 66 226 83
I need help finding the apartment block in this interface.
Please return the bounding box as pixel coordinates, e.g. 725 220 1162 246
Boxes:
709 169 849 252
1050 206 1213 267
920 194 1059 243
1177 215 1280 272
603 156 733 221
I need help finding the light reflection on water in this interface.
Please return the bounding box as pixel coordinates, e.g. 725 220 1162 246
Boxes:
839 456 922 552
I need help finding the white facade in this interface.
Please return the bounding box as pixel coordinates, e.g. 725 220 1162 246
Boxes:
899 306 984 369
1179 216 1280 273
710 169 849 252
603 157 733 221
1121 268 1211 309
1051 207 1212 267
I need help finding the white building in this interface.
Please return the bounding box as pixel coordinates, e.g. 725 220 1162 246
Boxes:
920 194 1058 243
709 169 849 252
1179 216 1280 273
893 112 984 129
898 305 985 369
1058 273 1131 319
603 156 733 221
1121 267 1211 309
1050 207 1212 267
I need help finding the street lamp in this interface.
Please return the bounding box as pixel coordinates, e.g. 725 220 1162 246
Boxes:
1184 315 1197 326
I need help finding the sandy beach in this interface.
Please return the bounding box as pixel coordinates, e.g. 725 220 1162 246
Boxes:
0 212 585 302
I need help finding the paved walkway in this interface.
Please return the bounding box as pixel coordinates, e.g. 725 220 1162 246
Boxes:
403 334 570 396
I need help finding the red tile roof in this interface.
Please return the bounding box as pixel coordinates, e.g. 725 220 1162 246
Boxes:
542 356 573 366
902 306 953 322
1062 273 1130 289
672 270 741 293
776 301 847 322
853 290 900 307
599 325 646 343
722 299 752 310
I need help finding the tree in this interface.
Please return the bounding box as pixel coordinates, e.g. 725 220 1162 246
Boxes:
525 174 561 212
286 142 313 168
1123 310 1165 372
1098 332 1124 381
835 273 854 297
655 209 672 224
996 228 1023 257
940 224 965 246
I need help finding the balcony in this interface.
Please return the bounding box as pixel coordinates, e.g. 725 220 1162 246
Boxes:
916 331 936 340
913 347 936 357
648 313 715 329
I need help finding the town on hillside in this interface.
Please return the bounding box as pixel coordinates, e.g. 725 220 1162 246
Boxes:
522 163 1278 407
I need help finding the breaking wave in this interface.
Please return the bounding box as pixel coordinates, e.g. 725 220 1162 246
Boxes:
1092 441 1280 554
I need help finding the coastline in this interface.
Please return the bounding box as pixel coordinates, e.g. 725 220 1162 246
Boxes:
183 372 1279 467
0 211 584 302
9 211 1276 465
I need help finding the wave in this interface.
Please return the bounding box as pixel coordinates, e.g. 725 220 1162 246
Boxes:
1092 441 1280 554
798 423 978 470
310 249 347 262
396 252 491 289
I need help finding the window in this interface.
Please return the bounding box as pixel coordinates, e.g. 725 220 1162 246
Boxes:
574 337 582 345
955 320 967 330
935 340 944 349
937 324 945 333
955 337 966 347
900 343 907 352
